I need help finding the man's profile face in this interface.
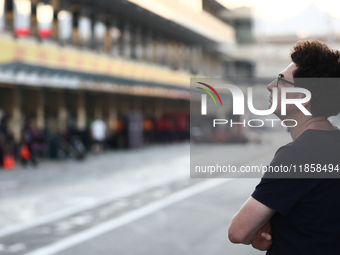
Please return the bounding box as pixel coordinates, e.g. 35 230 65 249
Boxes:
267 62 297 118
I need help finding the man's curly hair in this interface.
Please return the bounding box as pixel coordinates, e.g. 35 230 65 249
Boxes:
291 39 340 117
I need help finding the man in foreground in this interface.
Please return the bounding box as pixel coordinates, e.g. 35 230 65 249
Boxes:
228 40 340 254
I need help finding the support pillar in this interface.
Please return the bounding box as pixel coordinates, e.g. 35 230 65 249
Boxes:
135 25 143 61
108 96 117 130
8 88 21 142
133 97 142 112
36 90 45 130
122 21 131 59
120 96 130 114
154 98 163 118
110 18 120 57
143 99 154 117
94 95 103 120
145 29 153 62
57 92 67 132
77 93 86 130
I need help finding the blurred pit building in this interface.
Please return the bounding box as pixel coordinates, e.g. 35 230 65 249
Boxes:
0 0 255 143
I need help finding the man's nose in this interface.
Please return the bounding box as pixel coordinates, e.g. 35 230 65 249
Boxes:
267 80 275 92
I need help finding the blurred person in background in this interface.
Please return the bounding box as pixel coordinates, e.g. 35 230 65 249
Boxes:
21 118 37 167
143 117 155 144
155 117 165 143
229 40 340 254
0 132 4 167
31 122 47 158
107 118 125 149
176 113 189 141
116 118 127 149
1 115 16 169
156 114 176 143
90 118 107 153
0 112 5 167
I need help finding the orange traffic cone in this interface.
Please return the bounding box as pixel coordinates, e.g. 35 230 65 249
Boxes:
3 154 16 170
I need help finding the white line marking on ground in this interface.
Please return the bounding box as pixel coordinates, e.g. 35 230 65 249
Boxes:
24 178 231 255
8 243 26 253
0 145 277 239
0 173 188 239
